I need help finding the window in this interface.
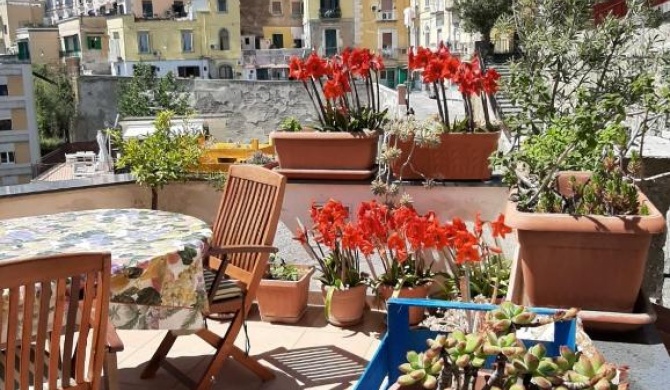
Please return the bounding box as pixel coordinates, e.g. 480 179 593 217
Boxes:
219 28 230 50
138 32 151 53
271 34 284 49
86 35 102 50
0 120 11 130
217 0 227 12
173 1 186 17
0 151 15 164
219 64 233 79
0 85 7 96
142 0 153 17
177 66 200 78
291 1 303 17
113 32 119 39
381 32 393 49
271 1 282 15
381 0 392 11
293 38 303 48
181 30 193 52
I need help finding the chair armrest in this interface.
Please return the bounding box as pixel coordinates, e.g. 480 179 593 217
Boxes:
105 320 124 353
208 245 278 257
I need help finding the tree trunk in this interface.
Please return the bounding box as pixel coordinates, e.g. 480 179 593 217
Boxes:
151 187 158 210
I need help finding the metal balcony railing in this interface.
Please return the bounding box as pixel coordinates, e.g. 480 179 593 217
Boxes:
376 10 396 21
319 7 341 19
379 47 408 60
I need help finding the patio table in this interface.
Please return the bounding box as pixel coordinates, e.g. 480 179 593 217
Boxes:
0 208 212 332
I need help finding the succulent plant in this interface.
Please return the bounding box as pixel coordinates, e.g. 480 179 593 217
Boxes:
395 302 619 390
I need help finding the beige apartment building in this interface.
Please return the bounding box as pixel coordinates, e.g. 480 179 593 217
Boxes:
0 60 40 185
0 0 44 54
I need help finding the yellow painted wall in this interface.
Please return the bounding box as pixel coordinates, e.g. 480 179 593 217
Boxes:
11 109 27 130
7 76 23 96
304 0 320 20
262 26 293 48
131 0 175 18
340 0 354 19
14 142 30 164
203 0 242 62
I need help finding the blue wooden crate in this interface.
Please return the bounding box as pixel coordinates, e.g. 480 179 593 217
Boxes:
356 298 577 390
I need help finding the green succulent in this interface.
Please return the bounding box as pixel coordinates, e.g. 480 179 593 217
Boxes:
444 330 487 369
482 331 525 359
488 302 537 333
564 354 617 390
397 350 442 389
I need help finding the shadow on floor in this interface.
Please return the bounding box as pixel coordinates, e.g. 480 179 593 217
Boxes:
260 345 368 389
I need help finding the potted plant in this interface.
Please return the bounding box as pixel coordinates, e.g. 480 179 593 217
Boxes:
356 200 437 325
239 151 278 170
271 49 389 180
256 254 315 324
390 302 628 390
493 0 668 316
381 46 501 182
294 199 368 326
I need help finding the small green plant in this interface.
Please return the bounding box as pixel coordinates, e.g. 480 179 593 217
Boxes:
266 254 301 281
241 151 276 166
278 117 303 132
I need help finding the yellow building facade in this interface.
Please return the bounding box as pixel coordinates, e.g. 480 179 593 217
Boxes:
0 0 44 54
107 0 242 79
304 0 355 56
358 0 411 88
0 60 40 185
14 27 60 65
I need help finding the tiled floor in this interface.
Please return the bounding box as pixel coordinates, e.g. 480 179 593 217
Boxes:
114 304 386 390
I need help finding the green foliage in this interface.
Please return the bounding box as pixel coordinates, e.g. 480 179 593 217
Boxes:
278 117 302 132
453 0 513 41
117 63 192 117
316 106 389 132
33 64 75 142
40 136 66 156
492 0 670 215
266 254 302 281
110 110 203 209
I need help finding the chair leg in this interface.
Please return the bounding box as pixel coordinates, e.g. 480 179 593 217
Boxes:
103 351 120 390
230 346 275 381
193 315 245 390
140 331 178 379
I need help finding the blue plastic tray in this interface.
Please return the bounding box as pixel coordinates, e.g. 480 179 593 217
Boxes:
355 298 577 390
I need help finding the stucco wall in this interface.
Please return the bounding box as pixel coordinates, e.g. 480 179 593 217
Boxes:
75 77 316 142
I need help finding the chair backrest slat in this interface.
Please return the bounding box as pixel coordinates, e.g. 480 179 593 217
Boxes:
0 252 111 390
209 165 286 293
19 283 35 390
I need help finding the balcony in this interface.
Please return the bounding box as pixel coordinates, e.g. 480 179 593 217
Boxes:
319 7 341 19
242 48 310 67
60 49 81 58
375 10 396 21
379 47 408 60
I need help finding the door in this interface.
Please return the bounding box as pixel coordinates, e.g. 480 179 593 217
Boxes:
324 29 337 56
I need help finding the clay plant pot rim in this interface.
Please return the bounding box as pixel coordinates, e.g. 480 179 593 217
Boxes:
261 265 315 287
320 282 367 291
377 281 433 291
270 130 380 140
505 189 666 235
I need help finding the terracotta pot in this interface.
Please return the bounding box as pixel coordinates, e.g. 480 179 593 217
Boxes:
505 172 666 312
257 266 315 324
321 284 367 327
270 130 380 180
391 131 500 180
378 283 431 326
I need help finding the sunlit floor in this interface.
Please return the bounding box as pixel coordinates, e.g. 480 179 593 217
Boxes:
114 304 386 390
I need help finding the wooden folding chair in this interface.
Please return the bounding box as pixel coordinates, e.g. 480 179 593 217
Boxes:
141 164 287 390
0 252 111 390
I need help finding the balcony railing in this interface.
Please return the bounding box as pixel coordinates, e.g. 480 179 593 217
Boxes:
319 7 341 19
376 10 396 21
60 50 82 58
379 47 408 60
242 48 310 67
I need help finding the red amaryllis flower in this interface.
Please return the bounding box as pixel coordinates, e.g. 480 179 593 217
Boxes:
323 79 345 100
289 56 307 80
482 68 501 94
491 214 512 238
304 52 328 78
387 232 407 263
474 212 483 236
293 226 308 245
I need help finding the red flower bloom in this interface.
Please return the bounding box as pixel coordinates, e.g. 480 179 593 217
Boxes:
491 214 512 238
304 52 328 78
387 232 407 263
289 56 307 80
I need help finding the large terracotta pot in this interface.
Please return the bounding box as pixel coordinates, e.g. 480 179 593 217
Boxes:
391 131 500 180
256 265 314 324
270 130 380 180
378 283 431 326
505 172 666 313
321 284 367 327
